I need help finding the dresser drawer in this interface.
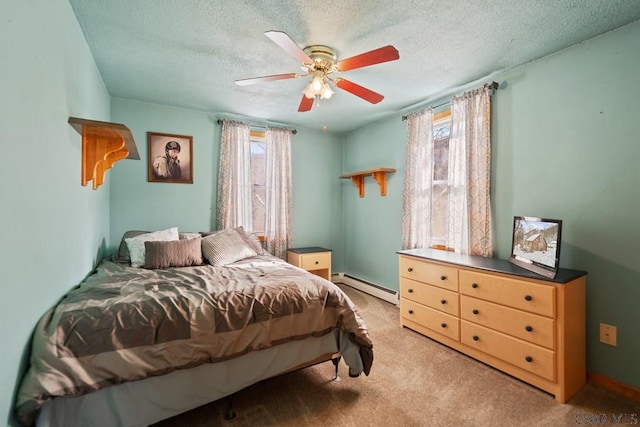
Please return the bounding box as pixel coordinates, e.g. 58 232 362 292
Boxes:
298 252 331 270
401 278 459 316
459 270 555 317
399 256 459 292
461 320 555 381
460 296 555 349
401 299 459 341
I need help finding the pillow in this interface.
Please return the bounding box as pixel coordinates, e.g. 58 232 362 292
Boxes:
125 227 179 267
201 228 258 266
243 230 265 255
179 232 202 240
115 230 149 262
202 226 264 255
144 238 203 269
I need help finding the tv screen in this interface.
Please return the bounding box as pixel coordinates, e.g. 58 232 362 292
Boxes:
508 216 562 279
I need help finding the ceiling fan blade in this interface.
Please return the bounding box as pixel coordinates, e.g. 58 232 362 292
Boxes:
335 45 399 72
265 31 313 66
334 78 384 104
298 95 314 112
235 73 299 86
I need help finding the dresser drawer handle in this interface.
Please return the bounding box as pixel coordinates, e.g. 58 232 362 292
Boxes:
471 283 478 289
440 299 447 305
408 309 414 315
407 267 413 272
472 335 479 341
524 295 532 301
440 323 447 328
315 261 319 264
472 309 479 315
525 325 533 332
408 288 414 293
440 275 446 281
525 356 533 363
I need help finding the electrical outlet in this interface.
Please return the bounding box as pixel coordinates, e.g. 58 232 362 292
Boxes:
599 323 617 346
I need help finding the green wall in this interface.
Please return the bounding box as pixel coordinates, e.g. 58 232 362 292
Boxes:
0 1 112 425
109 99 345 270
342 21 640 388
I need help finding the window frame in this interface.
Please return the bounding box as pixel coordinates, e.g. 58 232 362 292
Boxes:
430 109 452 251
249 129 266 238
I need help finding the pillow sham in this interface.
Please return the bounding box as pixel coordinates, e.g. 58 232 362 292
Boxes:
115 230 149 263
144 238 203 269
179 232 202 240
201 226 264 255
125 227 179 267
201 228 257 266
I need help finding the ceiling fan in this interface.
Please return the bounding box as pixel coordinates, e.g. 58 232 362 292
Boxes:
235 31 400 112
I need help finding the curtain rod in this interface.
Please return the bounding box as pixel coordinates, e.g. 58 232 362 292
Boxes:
401 81 499 121
216 119 297 134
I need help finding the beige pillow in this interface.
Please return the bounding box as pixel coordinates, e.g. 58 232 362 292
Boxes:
201 228 257 266
144 238 203 269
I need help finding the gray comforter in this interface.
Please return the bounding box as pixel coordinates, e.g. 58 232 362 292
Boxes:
16 255 373 425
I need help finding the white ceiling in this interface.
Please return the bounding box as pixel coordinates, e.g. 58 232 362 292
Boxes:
68 0 640 133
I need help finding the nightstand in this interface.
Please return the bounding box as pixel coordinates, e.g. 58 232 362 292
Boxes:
287 247 332 281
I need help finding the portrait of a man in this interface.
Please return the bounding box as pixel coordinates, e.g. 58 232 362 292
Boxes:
148 132 193 183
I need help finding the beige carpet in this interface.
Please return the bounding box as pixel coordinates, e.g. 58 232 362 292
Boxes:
155 284 639 427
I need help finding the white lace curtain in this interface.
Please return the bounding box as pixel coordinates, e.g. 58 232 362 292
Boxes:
402 84 493 256
216 120 252 230
263 126 293 259
216 120 293 259
401 110 435 250
448 86 493 256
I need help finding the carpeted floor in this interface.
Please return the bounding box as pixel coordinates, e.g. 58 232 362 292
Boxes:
155 284 639 426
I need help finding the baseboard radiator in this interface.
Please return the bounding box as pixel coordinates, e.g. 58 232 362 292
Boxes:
332 273 398 305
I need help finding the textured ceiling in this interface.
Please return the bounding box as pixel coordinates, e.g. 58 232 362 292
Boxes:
68 0 640 133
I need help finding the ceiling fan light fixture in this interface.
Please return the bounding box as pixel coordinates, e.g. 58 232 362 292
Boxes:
321 82 334 99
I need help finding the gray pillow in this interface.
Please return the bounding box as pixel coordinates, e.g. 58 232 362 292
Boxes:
144 238 204 269
201 228 257 266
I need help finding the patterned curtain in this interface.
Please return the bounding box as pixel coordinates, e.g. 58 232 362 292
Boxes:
263 126 293 259
401 109 435 249
216 120 253 230
448 85 493 256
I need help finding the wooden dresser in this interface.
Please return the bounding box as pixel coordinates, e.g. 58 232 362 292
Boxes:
398 248 587 403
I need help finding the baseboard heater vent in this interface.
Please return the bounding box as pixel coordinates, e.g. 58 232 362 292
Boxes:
332 273 398 305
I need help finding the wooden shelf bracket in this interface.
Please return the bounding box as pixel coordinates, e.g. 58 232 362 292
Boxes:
339 167 396 197
68 117 139 190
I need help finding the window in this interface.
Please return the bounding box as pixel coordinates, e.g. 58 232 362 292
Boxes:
250 130 266 234
430 110 451 250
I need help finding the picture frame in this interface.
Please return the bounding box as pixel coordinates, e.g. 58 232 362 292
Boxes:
147 132 193 183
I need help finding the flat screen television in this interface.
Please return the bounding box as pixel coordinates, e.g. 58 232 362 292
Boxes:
508 216 562 279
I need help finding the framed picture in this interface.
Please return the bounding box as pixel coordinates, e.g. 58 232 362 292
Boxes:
147 132 193 183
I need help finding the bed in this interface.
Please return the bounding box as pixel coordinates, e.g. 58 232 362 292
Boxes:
15 227 373 426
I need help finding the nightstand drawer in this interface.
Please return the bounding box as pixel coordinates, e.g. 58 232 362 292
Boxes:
399 256 458 292
298 252 331 270
401 278 459 316
461 320 555 381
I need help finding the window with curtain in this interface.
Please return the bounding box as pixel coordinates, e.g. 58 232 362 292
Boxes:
402 84 494 257
217 120 293 259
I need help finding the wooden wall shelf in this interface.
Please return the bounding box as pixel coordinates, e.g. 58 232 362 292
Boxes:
339 167 396 197
69 117 139 190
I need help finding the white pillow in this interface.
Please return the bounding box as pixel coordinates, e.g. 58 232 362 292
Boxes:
125 227 179 267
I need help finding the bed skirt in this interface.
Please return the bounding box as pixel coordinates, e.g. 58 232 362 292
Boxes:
36 333 340 427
